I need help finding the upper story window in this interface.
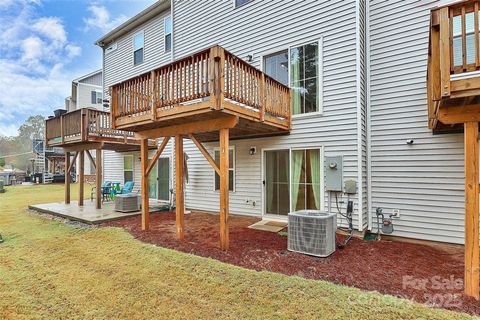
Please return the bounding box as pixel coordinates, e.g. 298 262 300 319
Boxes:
91 91 102 104
452 8 475 68
263 50 288 86
164 15 172 53
133 31 144 65
290 42 319 115
235 0 253 8
262 40 322 116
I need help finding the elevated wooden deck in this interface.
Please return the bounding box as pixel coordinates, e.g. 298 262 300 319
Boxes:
428 1 480 299
109 46 291 141
108 46 291 252
428 2 480 132
45 108 154 152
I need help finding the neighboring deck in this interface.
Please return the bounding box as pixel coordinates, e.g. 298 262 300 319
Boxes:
428 2 480 132
109 45 291 141
45 108 154 152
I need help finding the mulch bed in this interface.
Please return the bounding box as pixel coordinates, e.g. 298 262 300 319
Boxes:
103 211 479 316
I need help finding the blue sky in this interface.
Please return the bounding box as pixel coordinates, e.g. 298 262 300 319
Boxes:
0 0 155 137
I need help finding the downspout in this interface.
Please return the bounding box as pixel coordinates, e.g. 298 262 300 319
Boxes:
366 0 373 230
102 46 106 186
170 0 175 202
355 0 363 232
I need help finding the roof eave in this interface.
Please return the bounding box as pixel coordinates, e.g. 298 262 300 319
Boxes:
95 0 171 47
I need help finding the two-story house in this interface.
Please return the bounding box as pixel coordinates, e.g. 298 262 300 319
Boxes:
64 70 104 180
93 0 480 297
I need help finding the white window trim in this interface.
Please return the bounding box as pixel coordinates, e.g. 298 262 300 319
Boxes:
164 15 172 53
133 30 145 66
123 154 134 183
259 37 324 118
213 146 235 192
260 146 325 219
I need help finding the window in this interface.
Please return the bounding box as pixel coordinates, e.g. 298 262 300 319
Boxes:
214 147 235 191
291 149 322 211
91 91 102 104
290 41 320 115
261 40 322 116
263 50 289 86
133 31 144 65
164 15 172 53
452 11 475 67
124 155 134 182
235 0 253 7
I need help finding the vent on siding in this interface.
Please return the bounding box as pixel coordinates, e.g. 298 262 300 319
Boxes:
288 210 336 257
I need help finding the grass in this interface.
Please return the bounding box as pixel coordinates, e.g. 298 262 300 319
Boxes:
0 184 473 319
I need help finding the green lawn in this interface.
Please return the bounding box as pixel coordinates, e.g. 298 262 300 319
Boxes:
0 184 472 319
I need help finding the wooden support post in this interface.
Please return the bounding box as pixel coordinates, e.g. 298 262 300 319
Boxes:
175 135 185 239
65 151 70 204
219 128 229 251
464 121 479 299
79 150 84 206
140 138 150 230
95 148 102 209
146 137 170 176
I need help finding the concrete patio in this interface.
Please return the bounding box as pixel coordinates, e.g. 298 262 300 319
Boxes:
29 199 168 224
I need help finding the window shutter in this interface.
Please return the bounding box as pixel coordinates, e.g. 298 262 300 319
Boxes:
91 91 96 104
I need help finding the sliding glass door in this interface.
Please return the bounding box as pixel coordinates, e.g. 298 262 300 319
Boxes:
264 150 290 216
291 149 321 211
147 157 170 201
157 157 170 201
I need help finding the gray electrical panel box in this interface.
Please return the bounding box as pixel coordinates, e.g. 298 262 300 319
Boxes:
325 156 343 191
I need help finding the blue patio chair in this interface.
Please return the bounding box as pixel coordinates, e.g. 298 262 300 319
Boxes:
121 181 134 194
91 181 112 202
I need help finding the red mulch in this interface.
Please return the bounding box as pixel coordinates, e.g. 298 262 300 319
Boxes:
103 211 479 316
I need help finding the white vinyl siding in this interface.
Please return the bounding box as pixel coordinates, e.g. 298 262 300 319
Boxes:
103 10 172 97
76 83 103 110
369 0 465 244
214 147 235 191
173 0 363 228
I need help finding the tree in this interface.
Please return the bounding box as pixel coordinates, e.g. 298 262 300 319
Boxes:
18 115 45 141
0 115 45 171
0 158 5 167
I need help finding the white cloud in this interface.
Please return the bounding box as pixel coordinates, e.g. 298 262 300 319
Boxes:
21 36 44 61
0 123 19 137
0 1 85 137
65 44 82 59
83 4 127 33
32 17 67 44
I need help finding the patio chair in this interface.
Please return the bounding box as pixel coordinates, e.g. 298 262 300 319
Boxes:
121 181 134 194
91 181 112 202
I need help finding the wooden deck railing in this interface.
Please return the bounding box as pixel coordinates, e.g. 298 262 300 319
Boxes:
110 45 291 128
428 2 480 129
45 108 135 146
